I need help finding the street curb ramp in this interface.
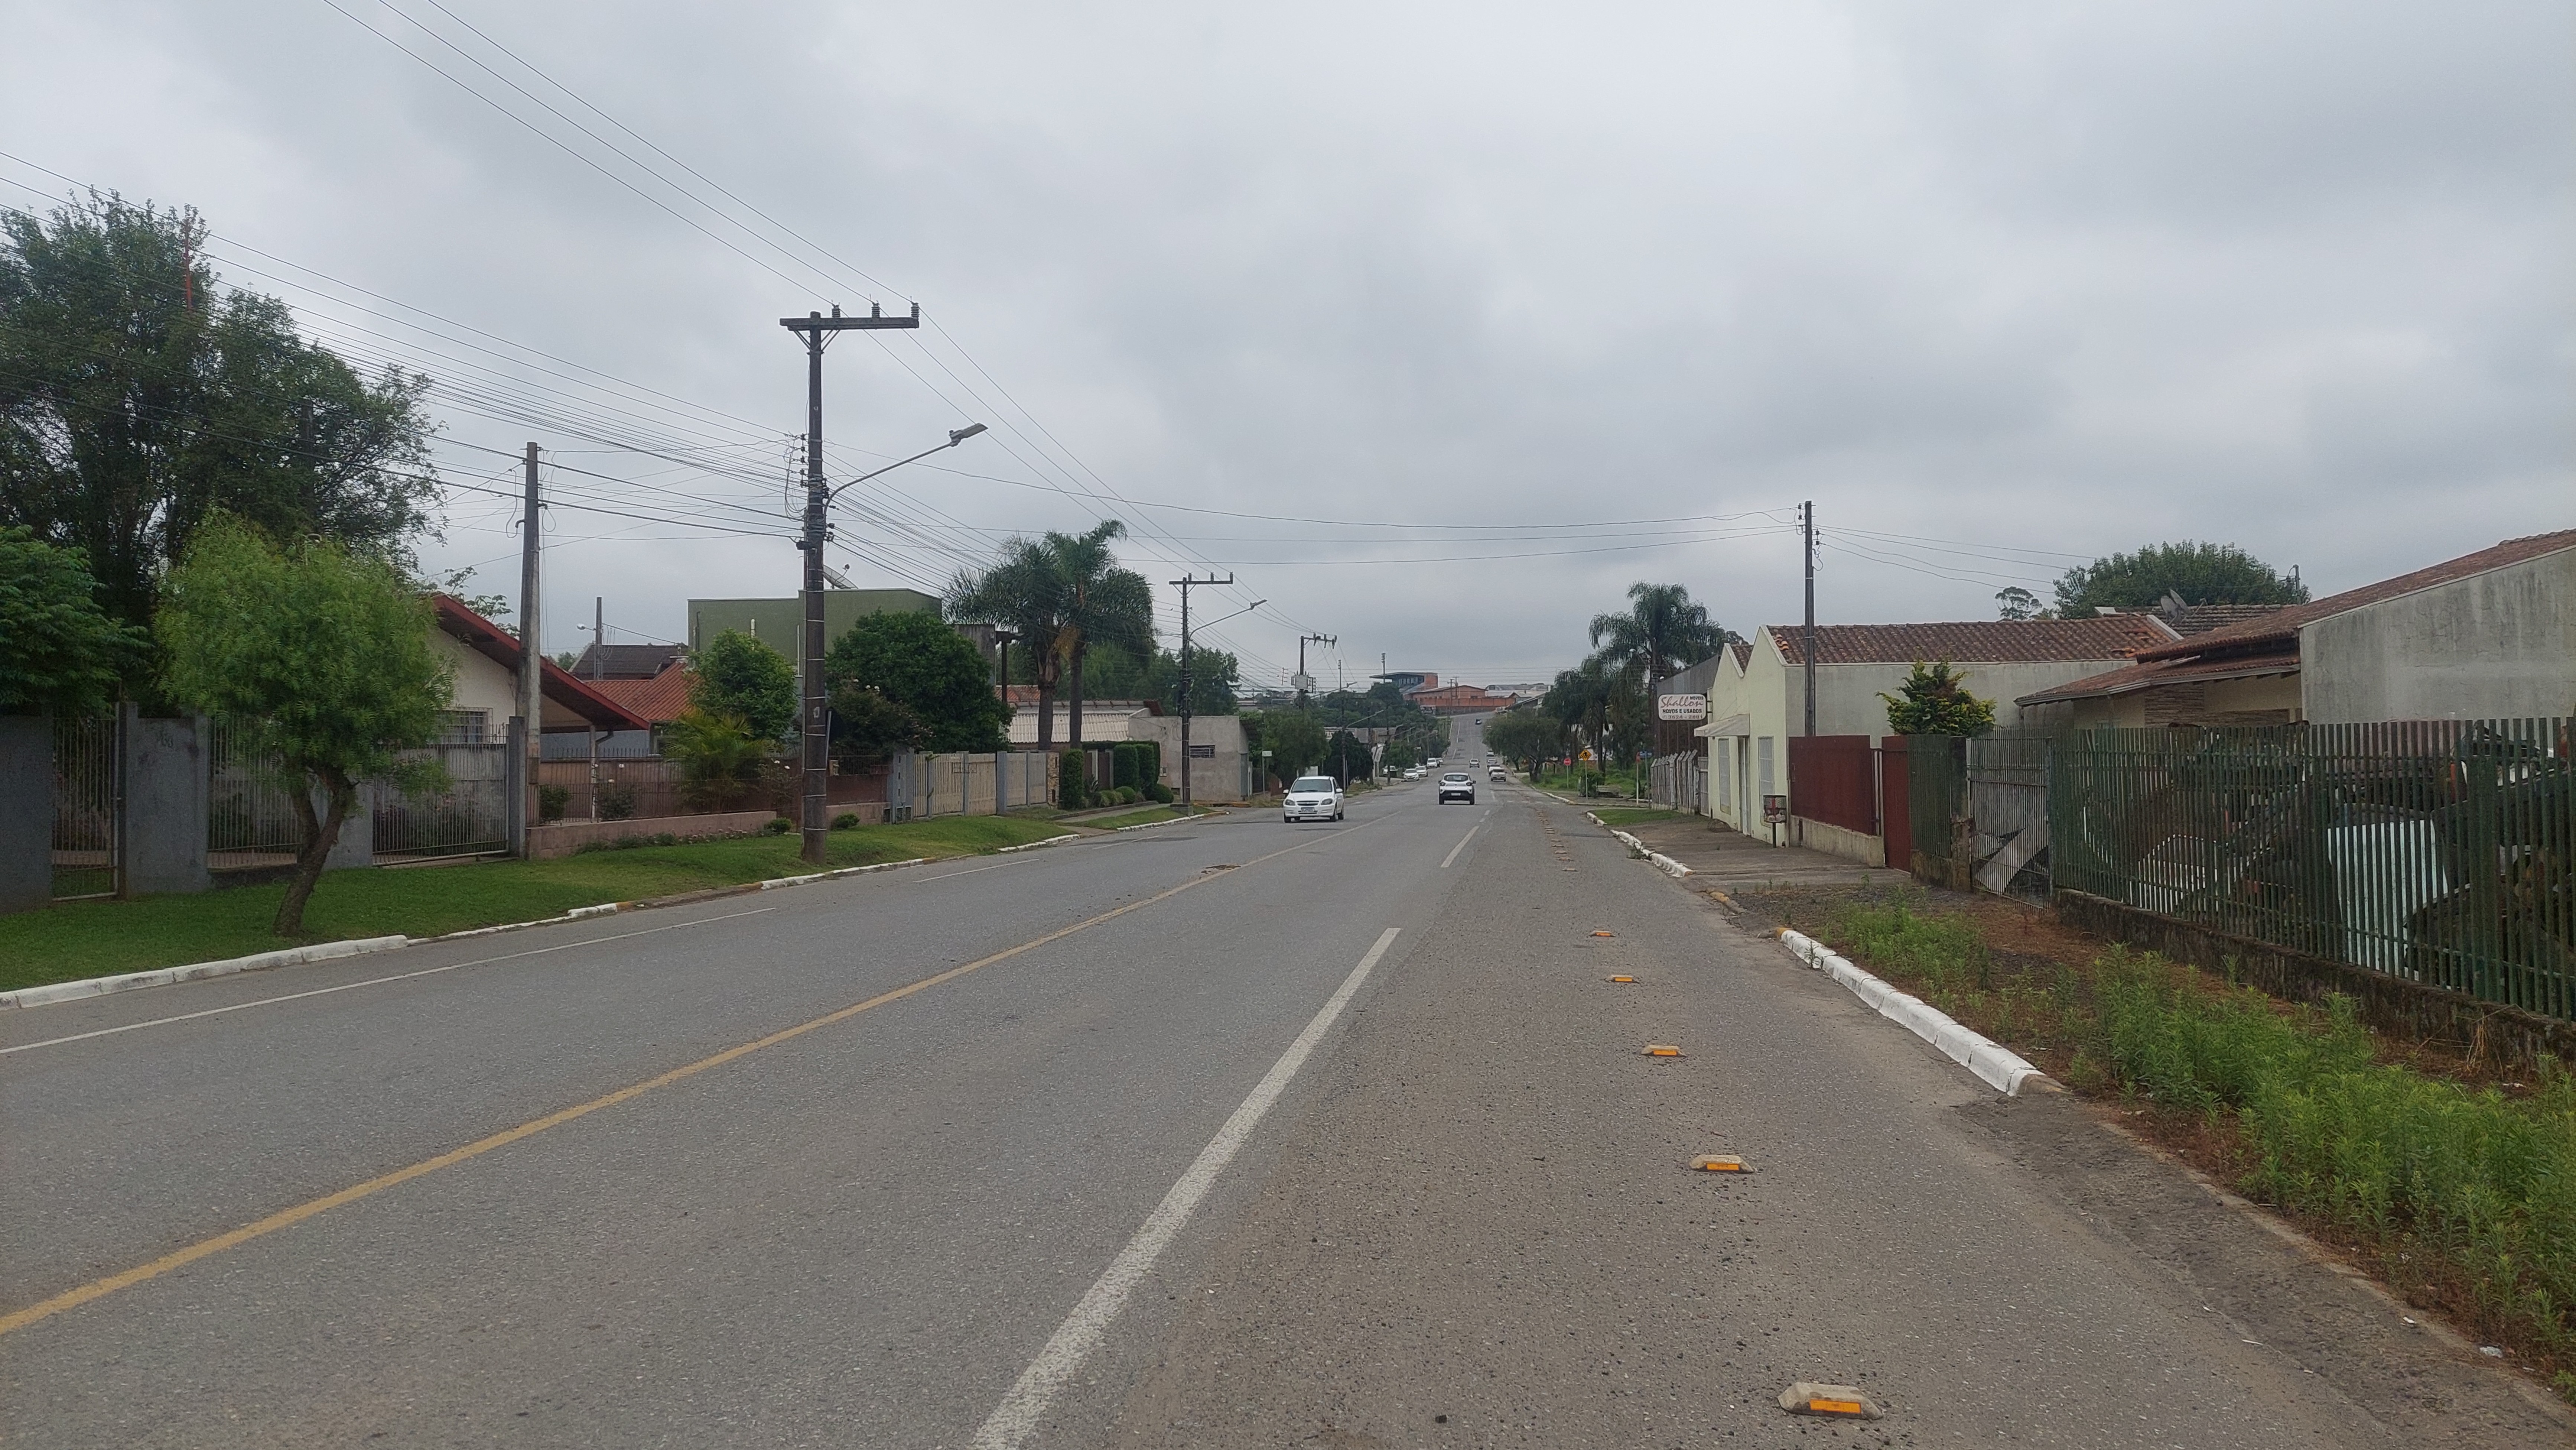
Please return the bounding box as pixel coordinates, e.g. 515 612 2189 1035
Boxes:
1778 928 2055 1097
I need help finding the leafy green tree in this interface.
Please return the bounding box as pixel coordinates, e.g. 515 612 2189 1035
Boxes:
825 686 926 769
1880 661 1998 737
661 707 779 811
1994 586 2043 622
1 194 437 660
1321 729 1371 784
1082 641 1241 716
156 513 451 934
824 609 1007 751
1244 709 1328 789
949 538 1070 747
2053 542 2308 615
949 521 1151 750
0 526 144 713
1482 706 1563 773
689 629 796 745
1040 521 1153 747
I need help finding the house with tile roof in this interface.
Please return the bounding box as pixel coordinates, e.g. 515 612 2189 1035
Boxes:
430 596 652 745
2019 530 2576 728
1696 616 2175 840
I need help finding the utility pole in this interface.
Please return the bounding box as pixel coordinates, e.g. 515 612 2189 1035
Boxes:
513 442 541 857
1296 633 1334 707
588 595 603 822
1802 499 1817 737
1170 574 1232 815
779 303 920 866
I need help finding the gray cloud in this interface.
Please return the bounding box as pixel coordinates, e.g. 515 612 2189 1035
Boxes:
2 0 2564 684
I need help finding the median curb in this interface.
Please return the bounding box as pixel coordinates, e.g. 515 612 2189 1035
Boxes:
1588 814 1696 880
0 936 412 1011
0 840 1065 1013
1777 928 2055 1097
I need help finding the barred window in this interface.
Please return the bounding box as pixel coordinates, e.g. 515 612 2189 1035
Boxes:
436 709 491 745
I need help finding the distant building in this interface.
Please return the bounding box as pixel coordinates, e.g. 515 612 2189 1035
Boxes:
429 596 651 746
686 588 941 656
1408 683 1520 715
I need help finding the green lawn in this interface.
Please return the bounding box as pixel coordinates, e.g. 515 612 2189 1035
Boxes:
0 815 1070 992
1081 805 1185 830
1590 807 1684 828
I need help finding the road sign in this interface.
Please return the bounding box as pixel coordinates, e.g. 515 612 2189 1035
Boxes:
1657 693 1708 721
1578 748 1596 762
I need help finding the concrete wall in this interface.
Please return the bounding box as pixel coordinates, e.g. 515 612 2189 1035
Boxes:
2055 671 2302 730
0 716 49 914
1786 814 1885 867
432 630 517 732
121 711 210 896
527 809 777 859
1128 714 1249 803
2302 547 2576 723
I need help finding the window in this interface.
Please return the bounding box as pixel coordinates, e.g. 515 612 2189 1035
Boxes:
1757 737 1774 797
1292 776 1337 793
1716 746 1732 811
436 709 491 745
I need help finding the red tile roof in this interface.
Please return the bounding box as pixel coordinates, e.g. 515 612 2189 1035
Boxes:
591 661 697 725
2134 529 2576 662
1765 616 2175 666
2017 650 2302 705
430 594 653 733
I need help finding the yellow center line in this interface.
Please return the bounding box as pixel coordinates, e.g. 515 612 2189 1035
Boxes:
0 825 1356 1340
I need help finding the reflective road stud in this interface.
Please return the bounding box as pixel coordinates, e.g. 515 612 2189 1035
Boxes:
1642 1044 1683 1057
1690 1155 1747 1172
1607 975 1636 983
1590 930 1615 937
1779 1383 1882 1419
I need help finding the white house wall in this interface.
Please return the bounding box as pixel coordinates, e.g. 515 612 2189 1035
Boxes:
2300 548 2576 723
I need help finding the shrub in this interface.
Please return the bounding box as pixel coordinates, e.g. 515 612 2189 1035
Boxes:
760 816 793 836
1058 748 1088 808
597 782 638 820
831 812 862 831
1145 782 1172 804
536 784 569 823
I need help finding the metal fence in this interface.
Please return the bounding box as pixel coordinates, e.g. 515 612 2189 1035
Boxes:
2051 719 2575 1020
207 717 305 873
51 711 116 899
1908 734 1966 882
374 743 512 859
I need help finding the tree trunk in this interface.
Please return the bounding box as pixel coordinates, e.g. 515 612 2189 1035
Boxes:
274 765 354 937
1036 653 1059 750
1069 647 1087 751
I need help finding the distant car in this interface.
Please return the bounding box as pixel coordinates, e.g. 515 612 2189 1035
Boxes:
1283 775 1344 823
1404 766 1426 780
1438 771 1476 805
1488 765 1506 781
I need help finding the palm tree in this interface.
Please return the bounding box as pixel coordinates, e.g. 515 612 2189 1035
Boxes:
947 520 1154 752
1588 582 1729 691
1044 521 1154 748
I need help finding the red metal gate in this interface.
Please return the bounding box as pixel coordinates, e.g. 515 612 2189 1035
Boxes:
1786 734 1876 835
1876 735 1910 870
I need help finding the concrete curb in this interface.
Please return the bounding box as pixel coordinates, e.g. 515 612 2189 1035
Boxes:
1777 928 2055 1097
0 840 1054 1012
996 833 1084 853
1588 814 1696 880
0 935 412 1010
1111 810 1226 834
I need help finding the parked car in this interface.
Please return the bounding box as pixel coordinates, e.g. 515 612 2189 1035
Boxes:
1438 771 1476 804
1283 775 1344 823
1403 766 1426 780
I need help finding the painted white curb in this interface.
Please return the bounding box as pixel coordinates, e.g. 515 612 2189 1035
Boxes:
0 935 412 1011
756 856 930 891
1778 928 2052 1097
1591 816 1696 880
997 833 1084 853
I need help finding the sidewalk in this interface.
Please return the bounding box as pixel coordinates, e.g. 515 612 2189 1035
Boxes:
1603 810 1912 891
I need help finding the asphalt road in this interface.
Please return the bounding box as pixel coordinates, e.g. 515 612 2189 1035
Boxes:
4 775 2563 1447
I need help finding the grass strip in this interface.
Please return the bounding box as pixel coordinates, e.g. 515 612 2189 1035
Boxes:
1083 806 1184 831
0 815 1068 992
1816 895 2576 1401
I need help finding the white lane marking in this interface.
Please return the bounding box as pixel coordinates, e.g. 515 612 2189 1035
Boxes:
970 926 1404 1450
1440 824 1480 869
0 909 775 1058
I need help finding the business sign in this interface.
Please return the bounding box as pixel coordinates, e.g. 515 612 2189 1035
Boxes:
1657 694 1708 721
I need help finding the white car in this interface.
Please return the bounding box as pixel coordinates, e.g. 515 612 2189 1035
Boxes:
1404 766 1426 780
1438 771 1476 805
1283 775 1344 823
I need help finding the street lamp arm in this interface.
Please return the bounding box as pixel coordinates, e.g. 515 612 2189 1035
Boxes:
825 424 985 505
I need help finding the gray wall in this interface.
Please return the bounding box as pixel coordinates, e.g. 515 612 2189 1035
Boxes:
0 717 49 914
2302 548 2576 723
121 710 209 897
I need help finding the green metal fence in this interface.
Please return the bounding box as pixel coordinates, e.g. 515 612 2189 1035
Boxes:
1907 734 1967 884
2051 719 2575 1020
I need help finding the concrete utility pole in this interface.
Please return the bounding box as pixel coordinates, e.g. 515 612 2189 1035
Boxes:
1802 499 1817 737
588 596 603 822
1296 633 1334 707
1168 574 1235 815
514 442 541 857
779 303 920 866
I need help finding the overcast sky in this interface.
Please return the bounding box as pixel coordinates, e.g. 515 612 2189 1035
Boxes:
5 1 2569 689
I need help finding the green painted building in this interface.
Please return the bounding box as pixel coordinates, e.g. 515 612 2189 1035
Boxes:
687 589 941 656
